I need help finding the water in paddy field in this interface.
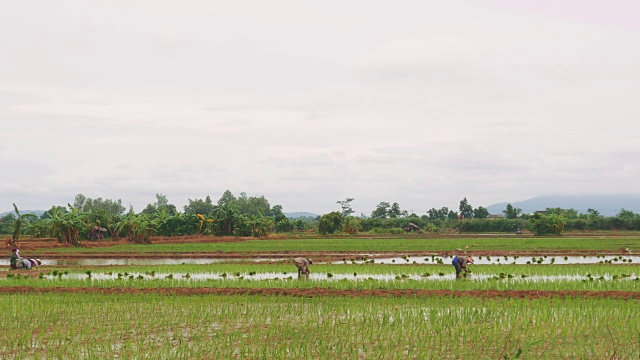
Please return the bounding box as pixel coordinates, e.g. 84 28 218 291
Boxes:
336 255 639 265
0 258 277 266
10 272 639 282
0 255 638 266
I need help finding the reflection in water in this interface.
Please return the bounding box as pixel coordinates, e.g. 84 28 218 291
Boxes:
0 258 280 266
0 255 637 267
335 255 639 265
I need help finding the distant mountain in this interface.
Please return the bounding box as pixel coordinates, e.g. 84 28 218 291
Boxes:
0 209 45 218
284 212 318 219
487 194 640 216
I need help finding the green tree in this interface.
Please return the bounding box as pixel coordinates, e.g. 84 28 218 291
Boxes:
318 211 343 234
73 194 87 209
529 213 566 235
270 204 286 221
275 217 293 233
427 207 449 220
388 202 402 218
75 195 126 216
473 206 489 219
586 208 600 217
142 193 178 216
217 190 237 207
503 204 522 219
234 192 271 216
184 196 215 215
371 202 390 219
458 197 473 219
341 216 362 234
616 209 635 219
293 219 305 231
336 198 355 217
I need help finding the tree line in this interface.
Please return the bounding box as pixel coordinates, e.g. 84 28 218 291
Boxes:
1 191 304 246
317 198 640 235
2 194 640 246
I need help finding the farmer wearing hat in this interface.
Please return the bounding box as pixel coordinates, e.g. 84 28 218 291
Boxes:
28 259 42 270
452 255 474 279
293 257 313 277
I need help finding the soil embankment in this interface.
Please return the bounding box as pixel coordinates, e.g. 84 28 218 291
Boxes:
0 286 638 299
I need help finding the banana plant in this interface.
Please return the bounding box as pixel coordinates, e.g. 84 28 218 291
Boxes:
214 203 239 235
47 205 86 246
114 213 157 243
8 204 38 247
342 216 362 235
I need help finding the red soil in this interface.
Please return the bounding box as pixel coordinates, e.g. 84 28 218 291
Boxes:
0 286 638 299
6 236 636 261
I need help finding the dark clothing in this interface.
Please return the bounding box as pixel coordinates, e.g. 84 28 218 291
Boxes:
10 253 18 270
452 256 469 279
293 257 311 275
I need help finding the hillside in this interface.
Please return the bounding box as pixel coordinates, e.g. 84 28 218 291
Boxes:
487 194 640 216
283 212 318 219
0 209 45 218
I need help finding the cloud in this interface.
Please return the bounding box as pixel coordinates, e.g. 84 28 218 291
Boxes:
0 91 46 108
1 1 639 214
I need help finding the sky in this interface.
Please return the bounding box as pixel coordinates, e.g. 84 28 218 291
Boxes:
1 0 639 216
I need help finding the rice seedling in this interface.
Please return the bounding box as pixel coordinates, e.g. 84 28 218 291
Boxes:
0 293 637 358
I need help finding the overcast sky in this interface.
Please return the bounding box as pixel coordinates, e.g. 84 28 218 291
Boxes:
1 0 639 216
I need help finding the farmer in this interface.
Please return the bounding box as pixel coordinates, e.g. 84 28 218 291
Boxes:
451 255 474 279
9 248 19 270
28 259 42 270
293 257 312 276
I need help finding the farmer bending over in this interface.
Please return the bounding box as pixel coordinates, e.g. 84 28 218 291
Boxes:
451 255 474 279
293 257 312 276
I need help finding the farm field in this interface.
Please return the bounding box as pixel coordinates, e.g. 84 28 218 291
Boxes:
2 234 639 358
12 234 640 259
1 293 638 359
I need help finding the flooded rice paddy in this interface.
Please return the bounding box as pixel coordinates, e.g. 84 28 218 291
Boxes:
2 254 634 266
18 271 639 282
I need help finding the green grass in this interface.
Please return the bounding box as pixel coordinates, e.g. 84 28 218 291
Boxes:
0 293 637 359
32 236 640 254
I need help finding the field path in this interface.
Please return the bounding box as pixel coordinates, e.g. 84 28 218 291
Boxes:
1 286 639 299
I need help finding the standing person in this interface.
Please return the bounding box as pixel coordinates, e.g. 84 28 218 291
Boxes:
9 248 19 270
451 255 474 279
293 257 312 277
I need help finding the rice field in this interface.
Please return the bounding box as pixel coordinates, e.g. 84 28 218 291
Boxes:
1 293 638 359
33 236 640 254
2 235 640 358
